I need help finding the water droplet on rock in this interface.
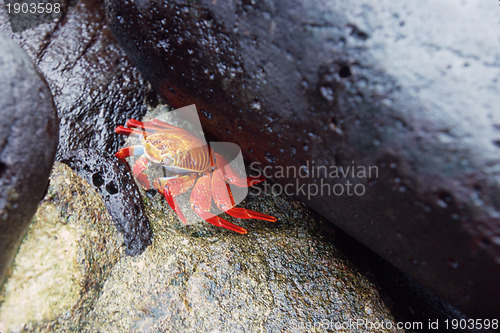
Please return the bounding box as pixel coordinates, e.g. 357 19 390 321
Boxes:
201 109 212 120
265 152 276 163
251 101 261 110
319 86 335 102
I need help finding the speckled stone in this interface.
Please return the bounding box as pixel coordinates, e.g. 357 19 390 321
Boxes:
0 163 122 332
0 163 400 332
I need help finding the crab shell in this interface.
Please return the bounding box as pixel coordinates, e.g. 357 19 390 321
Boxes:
141 128 211 174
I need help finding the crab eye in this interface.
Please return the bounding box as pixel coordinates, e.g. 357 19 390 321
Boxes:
163 157 172 165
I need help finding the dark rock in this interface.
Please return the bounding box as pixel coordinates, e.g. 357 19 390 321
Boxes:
0 0 157 159
0 33 58 285
3 0 78 33
0 0 157 256
61 149 151 255
105 0 500 317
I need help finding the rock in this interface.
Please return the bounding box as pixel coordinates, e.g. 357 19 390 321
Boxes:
3 0 78 33
0 163 122 332
61 149 151 255
0 162 399 332
0 33 58 285
105 0 500 317
0 0 157 159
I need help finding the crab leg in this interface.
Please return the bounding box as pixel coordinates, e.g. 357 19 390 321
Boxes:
154 175 197 224
126 119 166 132
132 155 152 188
212 169 277 222
115 145 144 160
128 118 186 131
191 173 248 234
115 126 148 138
151 119 185 131
215 153 266 187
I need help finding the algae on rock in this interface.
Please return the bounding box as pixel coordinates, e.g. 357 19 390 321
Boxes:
0 163 122 332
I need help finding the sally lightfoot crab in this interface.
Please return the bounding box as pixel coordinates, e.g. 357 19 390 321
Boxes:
115 118 276 234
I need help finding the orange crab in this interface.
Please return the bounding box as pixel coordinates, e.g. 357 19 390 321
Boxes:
115 118 276 234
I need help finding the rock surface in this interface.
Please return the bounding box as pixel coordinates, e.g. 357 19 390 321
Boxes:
0 0 155 265
0 0 156 159
105 0 500 317
0 33 58 285
3 0 79 33
0 162 400 332
0 163 122 332
61 149 151 255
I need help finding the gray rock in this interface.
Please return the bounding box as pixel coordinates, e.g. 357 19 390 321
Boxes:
0 33 58 285
105 0 500 317
0 162 399 332
0 0 155 159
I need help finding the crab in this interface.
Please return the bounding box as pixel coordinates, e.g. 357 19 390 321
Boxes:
115 118 276 234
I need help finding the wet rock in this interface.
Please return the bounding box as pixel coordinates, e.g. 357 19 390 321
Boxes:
0 0 157 159
0 166 399 331
3 0 79 33
0 163 122 332
0 33 58 285
105 0 500 317
61 149 151 255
